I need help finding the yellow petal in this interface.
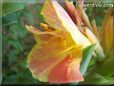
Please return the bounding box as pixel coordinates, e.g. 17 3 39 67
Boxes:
40 23 54 31
25 25 64 43
41 0 65 31
100 8 114 56
41 0 91 48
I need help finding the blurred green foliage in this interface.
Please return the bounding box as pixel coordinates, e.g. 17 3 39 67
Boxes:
2 1 114 85
2 2 44 85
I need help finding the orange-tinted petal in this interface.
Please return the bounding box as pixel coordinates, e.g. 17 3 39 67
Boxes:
78 1 92 29
65 1 75 23
65 0 86 35
41 0 65 31
27 35 67 82
65 0 83 26
48 56 71 83
48 47 83 83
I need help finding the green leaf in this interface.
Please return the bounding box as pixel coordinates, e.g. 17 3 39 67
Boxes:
2 0 38 17
94 56 114 76
80 44 96 75
84 72 114 85
2 13 18 26
3 74 19 84
2 3 26 17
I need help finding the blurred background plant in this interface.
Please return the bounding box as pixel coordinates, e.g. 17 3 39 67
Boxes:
1 0 114 85
2 0 44 84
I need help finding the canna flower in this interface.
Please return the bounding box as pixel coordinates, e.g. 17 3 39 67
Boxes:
25 0 107 84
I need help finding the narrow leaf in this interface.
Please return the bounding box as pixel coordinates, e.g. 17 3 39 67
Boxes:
2 13 17 26
80 44 96 75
